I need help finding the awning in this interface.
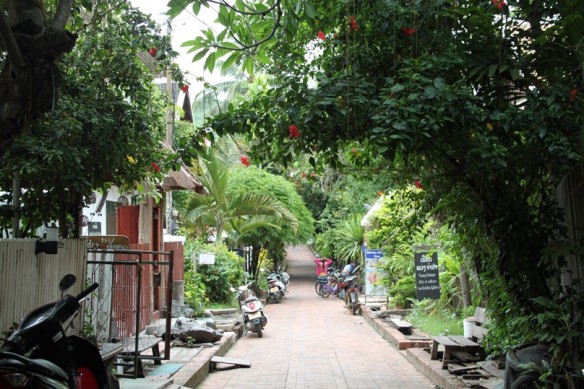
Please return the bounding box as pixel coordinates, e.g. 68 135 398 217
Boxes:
361 197 385 229
162 165 208 195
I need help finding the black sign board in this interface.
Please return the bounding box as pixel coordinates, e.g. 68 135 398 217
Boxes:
414 252 440 300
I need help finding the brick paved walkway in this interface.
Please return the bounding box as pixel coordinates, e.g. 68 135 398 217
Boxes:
197 245 435 389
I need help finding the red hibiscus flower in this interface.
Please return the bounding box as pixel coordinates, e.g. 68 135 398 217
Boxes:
350 16 359 31
181 85 189 93
148 47 157 57
240 156 250 166
288 124 300 138
415 180 423 189
402 26 416 36
151 163 161 173
318 31 326 41
491 0 506 10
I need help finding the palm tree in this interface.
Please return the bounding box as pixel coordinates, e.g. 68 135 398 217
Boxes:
185 148 298 244
333 213 365 264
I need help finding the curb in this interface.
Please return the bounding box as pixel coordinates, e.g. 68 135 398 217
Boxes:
361 307 466 389
171 331 238 388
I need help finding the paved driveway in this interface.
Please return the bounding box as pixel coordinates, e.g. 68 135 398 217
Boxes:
198 245 435 389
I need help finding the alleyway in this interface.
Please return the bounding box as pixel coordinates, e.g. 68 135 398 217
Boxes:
197 245 434 389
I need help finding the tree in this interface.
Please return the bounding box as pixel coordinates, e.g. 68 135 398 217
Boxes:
171 0 584 372
0 1 185 237
184 148 299 244
0 0 77 151
228 163 315 274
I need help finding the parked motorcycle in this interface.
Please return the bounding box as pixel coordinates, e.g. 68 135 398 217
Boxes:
233 282 268 338
337 265 361 315
343 274 361 315
266 273 285 303
0 274 111 388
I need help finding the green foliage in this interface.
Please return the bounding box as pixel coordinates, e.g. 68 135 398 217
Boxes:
184 148 301 244
173 0 584 372
330 213 364 263
0 2 182 237
229 165 315 246
185 239 246 305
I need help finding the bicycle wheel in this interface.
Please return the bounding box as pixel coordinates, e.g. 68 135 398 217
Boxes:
320 285 331 298
314 280 323 296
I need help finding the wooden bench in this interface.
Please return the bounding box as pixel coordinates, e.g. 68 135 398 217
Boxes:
116 335 163 378
431 335 486 369
209 356 251 372
431 307 489 370
466 307 488 343
99 343 124 389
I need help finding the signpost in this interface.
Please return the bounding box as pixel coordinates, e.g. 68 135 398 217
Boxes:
414 251 440 300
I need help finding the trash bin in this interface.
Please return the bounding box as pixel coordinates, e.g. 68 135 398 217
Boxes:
463 318 474 338
504 344 551 388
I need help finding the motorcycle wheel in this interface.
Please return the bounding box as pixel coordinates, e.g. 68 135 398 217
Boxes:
350 292 359 315
255 323 263 338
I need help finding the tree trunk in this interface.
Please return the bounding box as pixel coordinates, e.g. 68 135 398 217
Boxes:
0 0 76 155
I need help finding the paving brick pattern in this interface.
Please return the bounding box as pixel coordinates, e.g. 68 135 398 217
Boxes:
197 245 435 389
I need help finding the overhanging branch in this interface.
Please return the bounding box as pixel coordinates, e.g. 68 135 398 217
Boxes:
52 0 73 29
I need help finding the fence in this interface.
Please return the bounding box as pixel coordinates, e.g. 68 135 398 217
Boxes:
85 248 174 365
0 239 87 333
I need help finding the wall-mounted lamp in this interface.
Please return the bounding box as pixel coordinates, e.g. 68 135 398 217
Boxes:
35 225 59 255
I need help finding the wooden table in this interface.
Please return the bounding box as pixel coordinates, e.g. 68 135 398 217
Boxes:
430 335 485 369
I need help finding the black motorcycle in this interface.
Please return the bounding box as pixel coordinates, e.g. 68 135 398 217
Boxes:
0 274 110 388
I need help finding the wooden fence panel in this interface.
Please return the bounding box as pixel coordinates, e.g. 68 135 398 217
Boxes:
0 239 87 333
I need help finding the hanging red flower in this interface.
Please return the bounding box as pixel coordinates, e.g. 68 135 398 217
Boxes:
240 156 250 166
288 124 300 138
491 0 506 10
151 163 161 173
181 85 189 93
402 26 416 36
350 16 359 31
570 89 577 104
317 31 326 41
148 47 157 57
415 180 423 189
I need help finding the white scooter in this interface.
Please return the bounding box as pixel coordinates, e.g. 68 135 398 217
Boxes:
233 282 268 338
266 272 286 303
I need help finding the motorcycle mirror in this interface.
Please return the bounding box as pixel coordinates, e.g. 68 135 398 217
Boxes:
59 274 77 292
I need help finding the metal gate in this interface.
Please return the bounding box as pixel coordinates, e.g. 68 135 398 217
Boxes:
85 248 174 375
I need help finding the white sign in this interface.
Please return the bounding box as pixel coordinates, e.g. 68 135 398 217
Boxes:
198 252 216 265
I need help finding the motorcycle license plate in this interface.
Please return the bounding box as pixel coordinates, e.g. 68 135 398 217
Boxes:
248 311 262 320
270 286 279 293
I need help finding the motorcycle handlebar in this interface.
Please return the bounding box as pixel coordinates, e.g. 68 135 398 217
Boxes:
75 283 99 302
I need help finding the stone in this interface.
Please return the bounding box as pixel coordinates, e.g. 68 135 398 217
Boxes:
170 317 224 344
